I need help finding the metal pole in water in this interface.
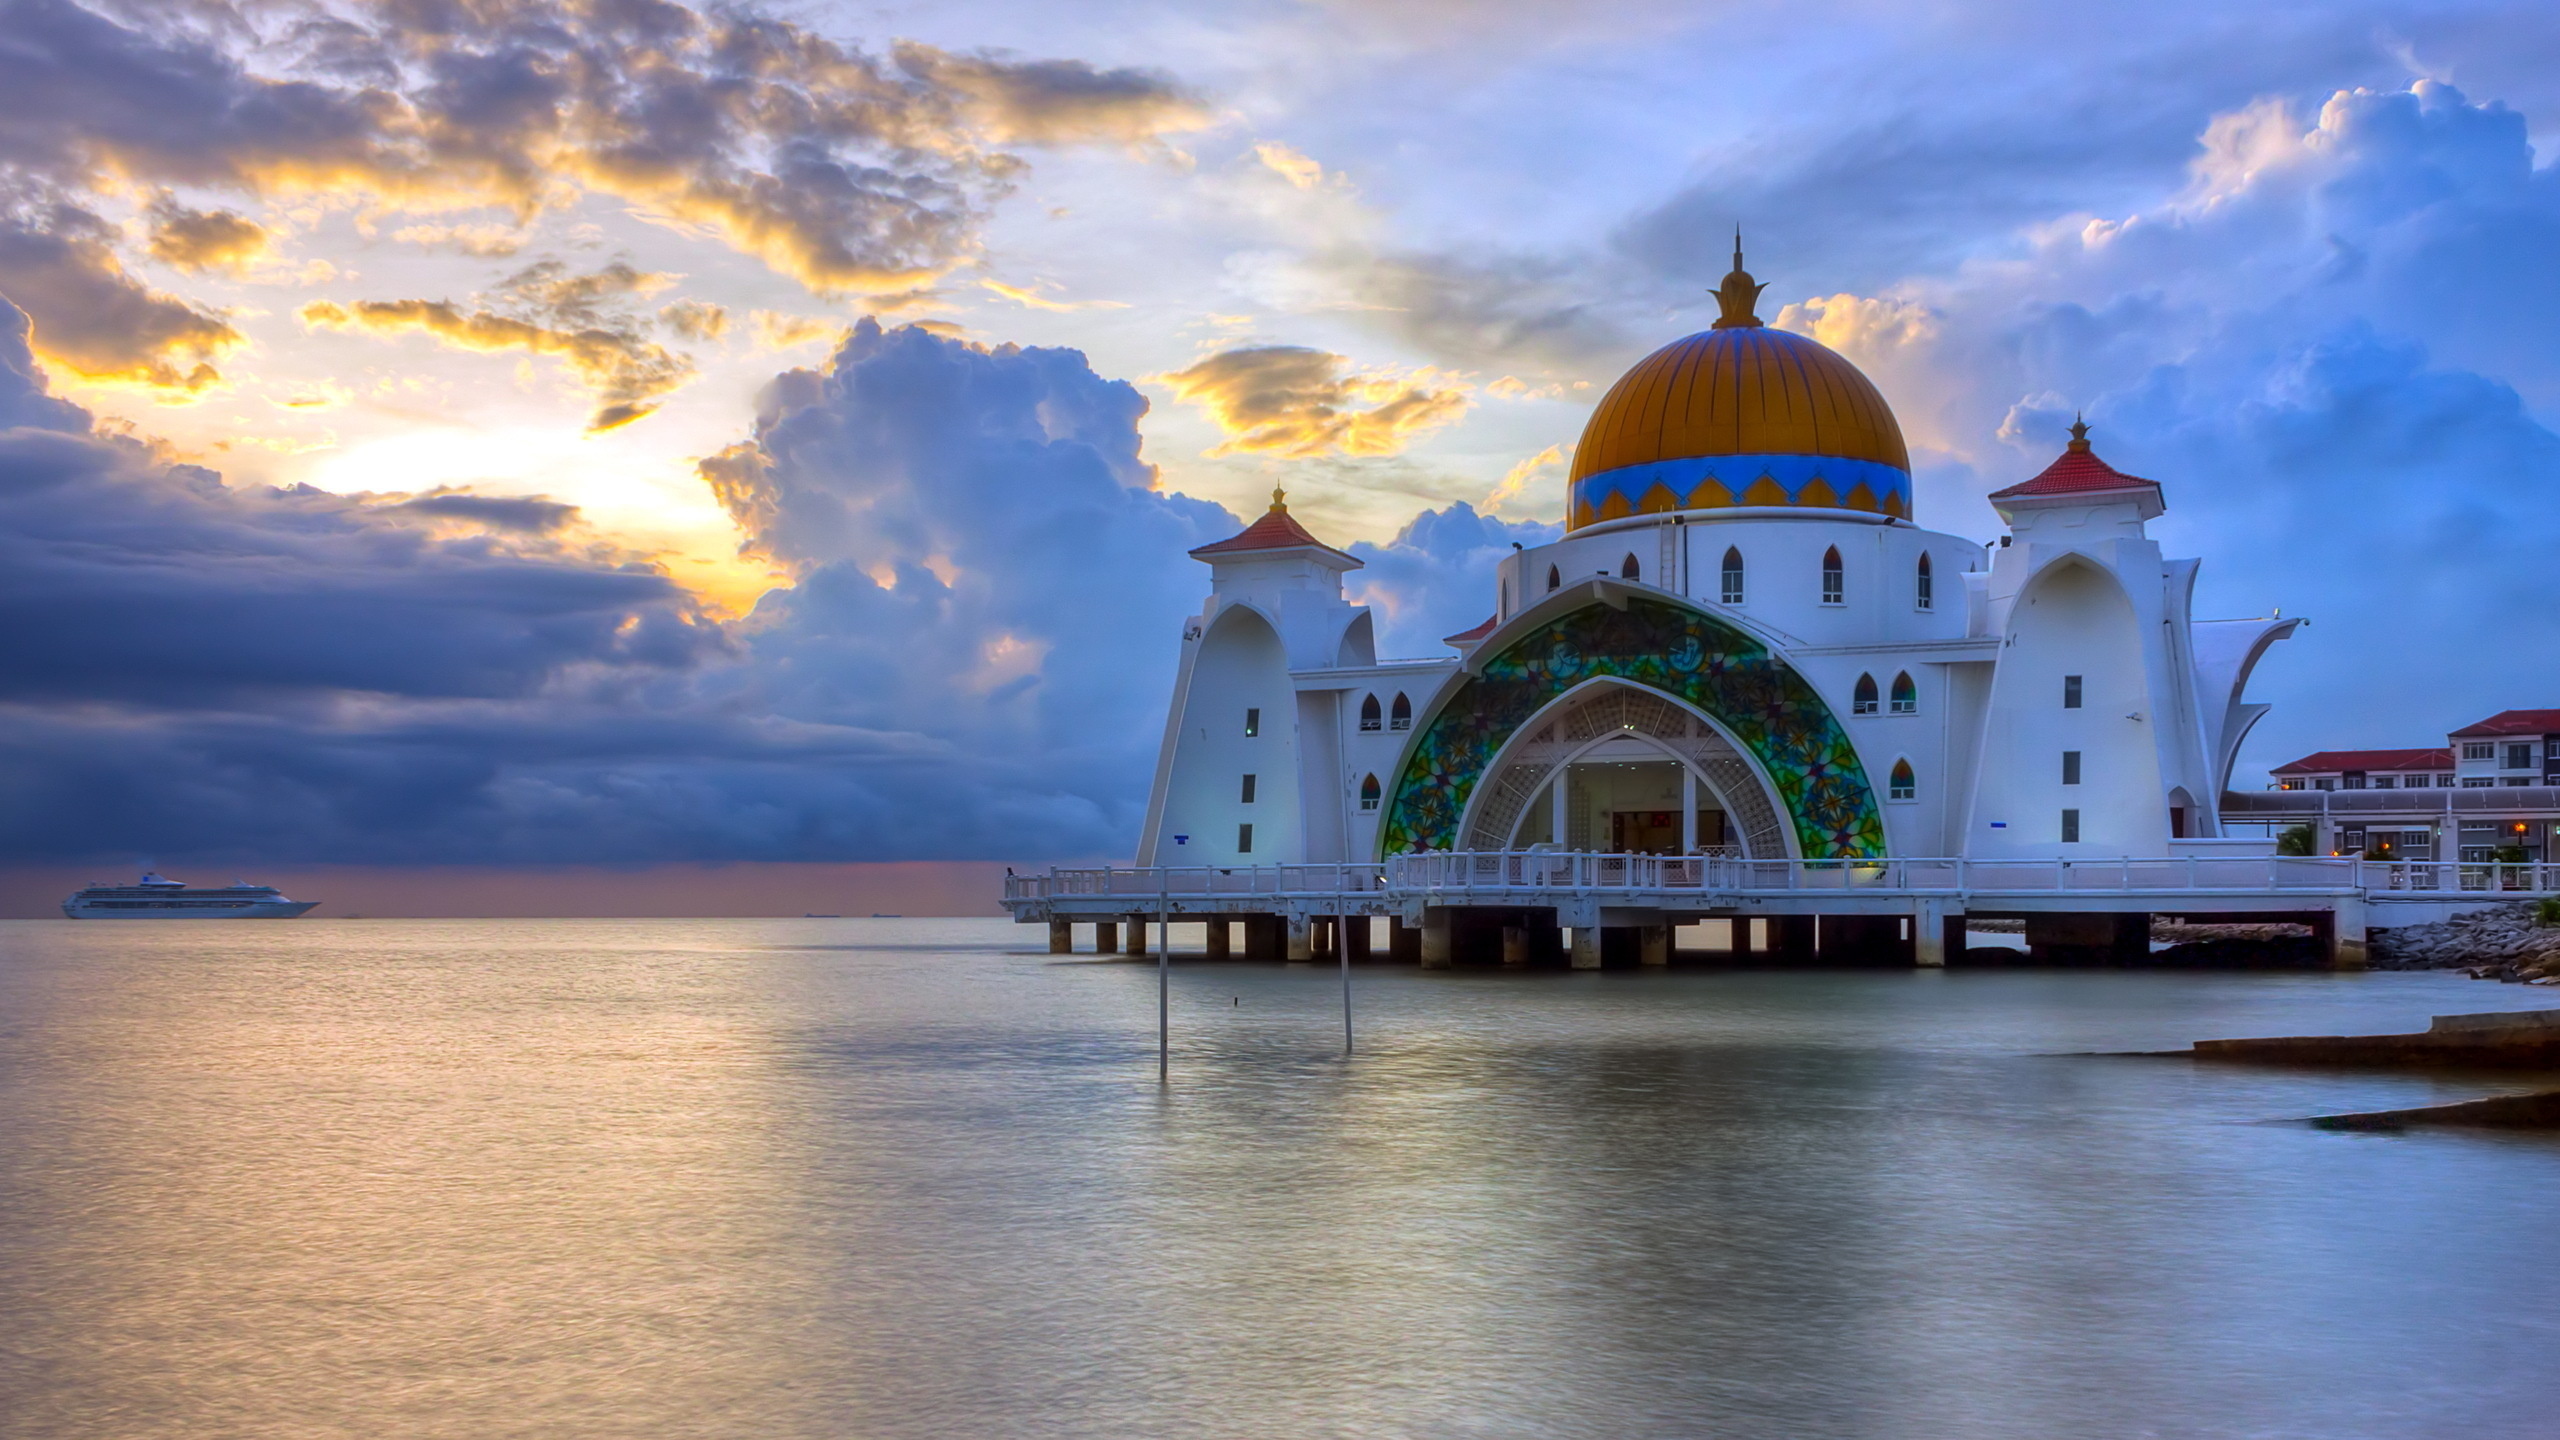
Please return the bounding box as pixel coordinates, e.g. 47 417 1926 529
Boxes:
1339 899 1353 1056
1157 895 1170 1083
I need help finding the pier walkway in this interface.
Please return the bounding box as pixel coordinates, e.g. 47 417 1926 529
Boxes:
1002 853 2560 969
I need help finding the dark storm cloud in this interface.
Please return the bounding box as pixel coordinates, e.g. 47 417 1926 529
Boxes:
0 295 716 707
0 303 1240 864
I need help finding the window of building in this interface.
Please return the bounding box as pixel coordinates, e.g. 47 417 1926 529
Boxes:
2063 675 2083 709
2062 750 2081 785
2279 779 2305 791
1244 707 1260 737
1890 671 1917 715
1389 693 1412 731
1359 774 1381 812
1889 759 1916 801
1621 553 1641 580
2061 808 2081 843
2441 773 2457 785
2341 774 2366 790
1853 673 1879 715
2314 778 2336 791
2372 775 2395 789
1358 694 1381 731
1240 774 1257 804
2548 740 2560 759
1547 564 1560 592
1237 823 1253 853
2503 776 2534 787
1916 553 1933 611
1721 547 1744 604
2508 743 2536 769
2463 741 2493 761
1821 546 1844 605
2462 777 2494 788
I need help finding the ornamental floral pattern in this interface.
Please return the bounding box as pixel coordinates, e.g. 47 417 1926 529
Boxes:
1380 597 1883 858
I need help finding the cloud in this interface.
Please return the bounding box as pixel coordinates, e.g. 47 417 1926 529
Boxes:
0 204 240 390
388 221 528 257
750 309 846 350
696 318 1238 847
1252 142 1326 190
889 42 1213 146
1771 81 2560 770
1344 502 1559 656
0 0 1210 296
0 296 715 714
144 198 271 274
1153 345 1470 457
299 294 692 432
386 490 579 534
979 278 1128 312
658 298 728 342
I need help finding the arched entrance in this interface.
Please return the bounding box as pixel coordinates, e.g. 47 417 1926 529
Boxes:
1380 593 1881 858
1458 681 1792 857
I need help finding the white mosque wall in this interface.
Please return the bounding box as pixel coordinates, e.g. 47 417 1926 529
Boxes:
1141 601 1301 867
1968 554 2170 857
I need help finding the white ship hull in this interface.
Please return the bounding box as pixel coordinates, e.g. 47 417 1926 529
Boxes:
62 897 319 919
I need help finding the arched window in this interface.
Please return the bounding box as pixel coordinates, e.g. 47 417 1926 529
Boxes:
1889 759 1916 801
1821 546 1844 605
1853 673 1879 715
1720 547 1745 604
1620 553 1641 580
1890 671 1918 715
1359 694 1382 732
1915 552 1934 611
1547 564 1561 592
1359 773 1382 811
1389 693 1412 731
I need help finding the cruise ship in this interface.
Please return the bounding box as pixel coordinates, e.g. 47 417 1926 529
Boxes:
61 873 319 919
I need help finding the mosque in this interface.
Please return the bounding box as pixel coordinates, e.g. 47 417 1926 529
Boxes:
1134 248 2300 880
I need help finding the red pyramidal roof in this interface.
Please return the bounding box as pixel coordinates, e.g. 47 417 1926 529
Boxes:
1443 614 1498 646
1989 419 2159 500
1189 489 1355 562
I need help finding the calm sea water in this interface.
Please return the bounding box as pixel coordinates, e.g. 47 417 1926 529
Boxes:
3 918 2559 1440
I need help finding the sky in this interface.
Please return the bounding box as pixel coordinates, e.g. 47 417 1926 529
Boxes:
3 0 2559 912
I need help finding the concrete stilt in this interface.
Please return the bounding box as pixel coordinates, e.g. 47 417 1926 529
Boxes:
1912 900 1953 968
1048 918 1073 954
1204 918 1231 959
1389 917 1421 965
1501 925 1530 966
1640 924 1670 966
1124 916 1149 956
1286 914 1315 963
2328 897 2369 970
1570 926 1602 969
1420 912 1452 969
1094 920 1117 954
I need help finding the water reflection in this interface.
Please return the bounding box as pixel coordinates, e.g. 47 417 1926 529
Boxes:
1 919 2557 1438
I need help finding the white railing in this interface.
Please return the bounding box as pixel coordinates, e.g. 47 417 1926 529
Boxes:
1002 853 2560 907
1006 863 1385 905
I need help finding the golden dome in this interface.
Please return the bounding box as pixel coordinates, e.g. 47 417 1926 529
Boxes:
1565 248 1910 530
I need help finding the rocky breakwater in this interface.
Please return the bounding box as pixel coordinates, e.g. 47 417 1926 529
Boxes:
2369 900 2560 981
2189 1007 2560 1068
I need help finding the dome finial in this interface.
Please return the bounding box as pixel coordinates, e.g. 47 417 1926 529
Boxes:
1269 485 1288 513
2067 413 2091 452
1712 229 1766 330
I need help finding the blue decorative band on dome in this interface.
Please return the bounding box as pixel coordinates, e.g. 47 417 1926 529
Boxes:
1568 454 1912 529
